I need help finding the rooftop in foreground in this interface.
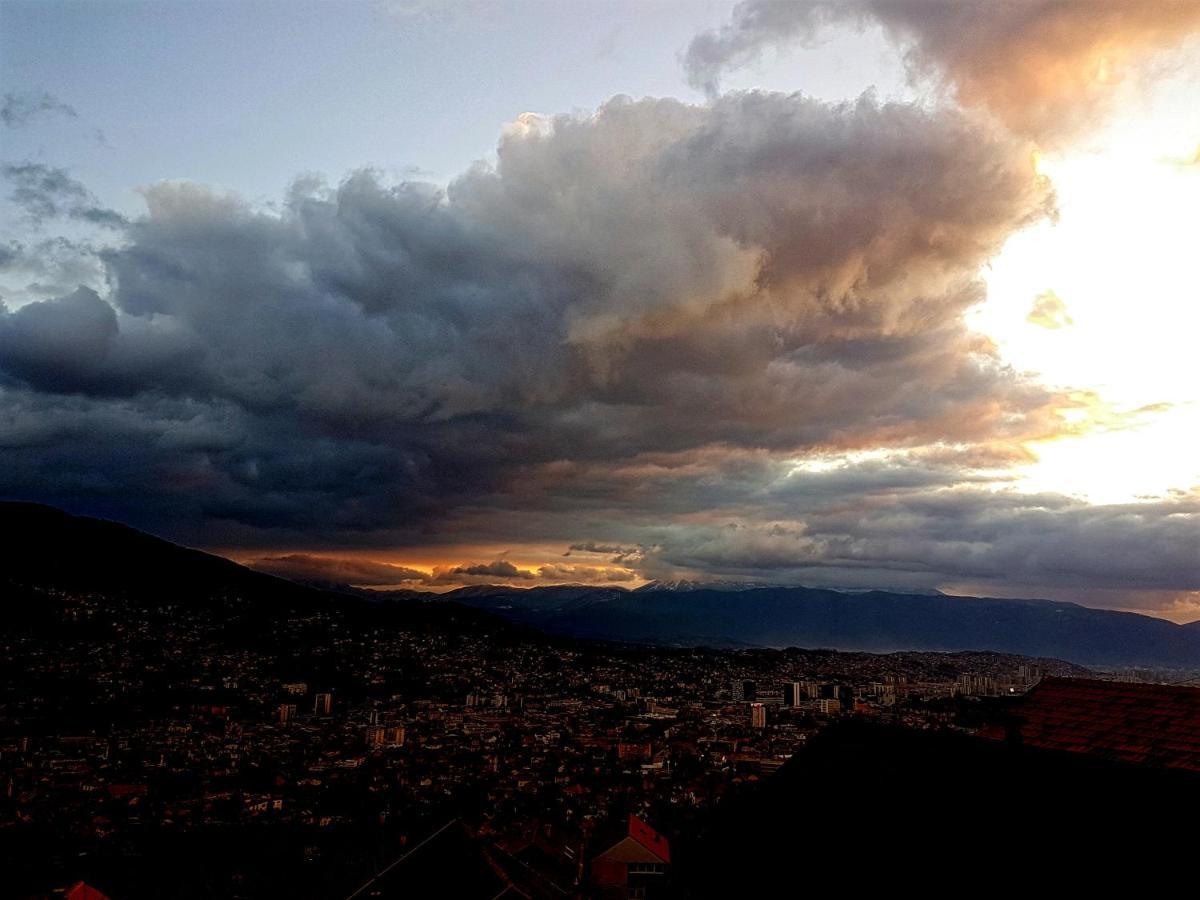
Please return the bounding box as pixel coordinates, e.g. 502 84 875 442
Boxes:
980 676 1200 771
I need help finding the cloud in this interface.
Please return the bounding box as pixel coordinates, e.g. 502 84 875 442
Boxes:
683 0 842 97
4 89 1055 535
555 452 1200 607
522 442 1199 609
0 92 1059 532
248 553 429 586
2 162 127 229
246 551 637 589
631 487 1200 606
0 287 200 395
429 560 539 584
565 541 643 565
0 287 117 390
1 86 1191 608
567 542 638 556
684 1 1200 142
1026 290 1073 329
0 236 108 302
536 563 638 583
1 90 78 128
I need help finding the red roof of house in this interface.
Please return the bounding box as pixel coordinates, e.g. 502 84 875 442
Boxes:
65 882 112 900
627 814 670 863
980 677 1200 771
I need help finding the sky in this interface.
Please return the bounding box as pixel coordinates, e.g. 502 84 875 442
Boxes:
2 0 1199 618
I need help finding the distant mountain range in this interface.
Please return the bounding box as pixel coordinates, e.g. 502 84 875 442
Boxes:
633 579 947 596
634 579 780 593
4 501 1199 668
360 581 1200 668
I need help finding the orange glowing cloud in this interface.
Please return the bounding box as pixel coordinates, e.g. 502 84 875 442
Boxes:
685 1 1200 144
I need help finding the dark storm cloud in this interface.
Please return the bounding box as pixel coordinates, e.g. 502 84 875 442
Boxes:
566 542 638 556
565 542 643 565
0 92 1063 539
423 558 637 586
2 85 1194 605
2 162 127 229
435 560 538 582
0 287 201 395
684 1 1200 141
1 91 78 128
0 287 117 390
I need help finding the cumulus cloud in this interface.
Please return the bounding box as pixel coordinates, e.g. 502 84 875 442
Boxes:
0 287 117 390
0 287 200 395
424 560 539 584
1 81 1193 605
247 551 638 589
684 0 1200 142
0 92 1062 535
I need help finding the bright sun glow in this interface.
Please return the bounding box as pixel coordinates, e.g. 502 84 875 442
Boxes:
973 76 1200 505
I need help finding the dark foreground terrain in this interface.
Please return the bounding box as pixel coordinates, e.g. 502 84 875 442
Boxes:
680 717 1200 896
1 503 1194 897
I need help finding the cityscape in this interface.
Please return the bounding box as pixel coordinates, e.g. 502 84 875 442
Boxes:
4 1 1200 895
3 549 1096 897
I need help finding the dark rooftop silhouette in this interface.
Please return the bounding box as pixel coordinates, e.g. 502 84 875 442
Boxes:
980 676 1200 770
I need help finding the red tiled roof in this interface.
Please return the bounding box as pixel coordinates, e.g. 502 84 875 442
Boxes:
627 814 670 863
65 882 111 900
981 677 1200 771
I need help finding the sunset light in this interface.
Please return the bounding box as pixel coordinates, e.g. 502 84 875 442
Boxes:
6 3 1200 894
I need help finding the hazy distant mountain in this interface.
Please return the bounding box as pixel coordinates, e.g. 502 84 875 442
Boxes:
417 583 1200 668
633 579 772 593
7 502 1198 668
634 579 947 597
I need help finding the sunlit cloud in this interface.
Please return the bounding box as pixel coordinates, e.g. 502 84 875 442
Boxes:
1025 290 1073 330
4 1 1200 614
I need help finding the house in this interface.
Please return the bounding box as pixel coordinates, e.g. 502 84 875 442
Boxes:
590 815 670 899
63 883 112 900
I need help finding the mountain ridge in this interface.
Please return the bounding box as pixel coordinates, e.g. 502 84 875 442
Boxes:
364 582 1200 667
5 501 1198 667
0 501 532 641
